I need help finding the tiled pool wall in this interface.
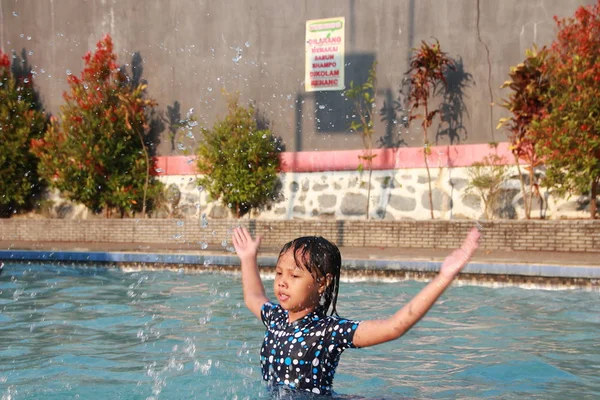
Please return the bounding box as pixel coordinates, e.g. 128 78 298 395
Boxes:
1 250 598 291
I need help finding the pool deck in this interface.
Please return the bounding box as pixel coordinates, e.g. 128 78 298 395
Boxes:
0 240 599 280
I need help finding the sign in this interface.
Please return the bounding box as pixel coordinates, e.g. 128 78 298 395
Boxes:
305 17 345 92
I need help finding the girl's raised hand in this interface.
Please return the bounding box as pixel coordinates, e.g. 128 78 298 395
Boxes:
439 227 480 280
232 226 262 261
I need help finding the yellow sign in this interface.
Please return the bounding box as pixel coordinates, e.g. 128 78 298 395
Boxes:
305 17 345 92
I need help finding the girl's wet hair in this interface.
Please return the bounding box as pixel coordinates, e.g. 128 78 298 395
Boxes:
279 236 341 316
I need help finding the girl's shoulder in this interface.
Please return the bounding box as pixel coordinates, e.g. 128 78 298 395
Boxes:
261 301 284 320
317 313 361 331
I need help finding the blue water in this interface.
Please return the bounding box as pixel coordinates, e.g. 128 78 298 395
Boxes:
0 263 599 399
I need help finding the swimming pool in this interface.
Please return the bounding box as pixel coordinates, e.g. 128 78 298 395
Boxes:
1 263 599 399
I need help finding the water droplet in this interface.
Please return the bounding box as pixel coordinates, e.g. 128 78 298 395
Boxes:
221 239 228 247
154 167 164 173
176 220 184 227
177 143 185 150
232 54 242 63
66 69 72 75
28 50 33 55
27 36 32 41
12 11 18 16
20 33 24 38
207 87 213 92
23 78 29 83
318 104 326 110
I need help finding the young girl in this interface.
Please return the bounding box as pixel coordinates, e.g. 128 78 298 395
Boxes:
232 226 480 396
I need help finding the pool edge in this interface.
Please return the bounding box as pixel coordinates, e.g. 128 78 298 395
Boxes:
1 249 599 279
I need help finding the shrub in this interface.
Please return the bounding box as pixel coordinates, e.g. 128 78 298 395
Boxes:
464 150 510 220
32 34 162 217
406 39 454 219
196 94 282 218
0 50 47 216
346 61 377 219
498 46 549 219
531 1 600 219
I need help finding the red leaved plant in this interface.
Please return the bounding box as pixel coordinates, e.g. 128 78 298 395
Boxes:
32 34 161 217
406 40 454 219
530 1 600 218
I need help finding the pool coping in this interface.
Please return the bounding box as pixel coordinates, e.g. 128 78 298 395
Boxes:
1 249 599 279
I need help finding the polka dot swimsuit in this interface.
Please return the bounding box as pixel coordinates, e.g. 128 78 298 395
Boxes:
260 302 361 395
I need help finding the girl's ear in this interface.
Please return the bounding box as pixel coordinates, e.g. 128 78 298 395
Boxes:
318 273 333 294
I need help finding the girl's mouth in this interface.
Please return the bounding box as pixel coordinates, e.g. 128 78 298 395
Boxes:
278 293 290 302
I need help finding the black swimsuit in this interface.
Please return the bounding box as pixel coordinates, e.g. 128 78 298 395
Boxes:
260 302 361 395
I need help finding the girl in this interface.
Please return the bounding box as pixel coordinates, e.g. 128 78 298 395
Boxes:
232 226 480 396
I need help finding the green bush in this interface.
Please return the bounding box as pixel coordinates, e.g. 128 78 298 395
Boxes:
0 50 47 217
32 34 163 217
196 94 282 218
464 150 509 220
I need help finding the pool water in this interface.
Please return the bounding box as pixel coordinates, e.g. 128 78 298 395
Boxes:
0 263 599 399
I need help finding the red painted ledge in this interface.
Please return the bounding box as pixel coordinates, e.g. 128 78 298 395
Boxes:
153 143 513 176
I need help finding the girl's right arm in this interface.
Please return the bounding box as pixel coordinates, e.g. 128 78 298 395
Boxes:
232 226 269 320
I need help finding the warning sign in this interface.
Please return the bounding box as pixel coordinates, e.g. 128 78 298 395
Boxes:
305 17 345 92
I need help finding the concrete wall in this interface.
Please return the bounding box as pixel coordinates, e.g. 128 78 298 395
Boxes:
1 0 594 155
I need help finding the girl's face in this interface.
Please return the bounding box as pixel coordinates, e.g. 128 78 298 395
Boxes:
274 248 325 322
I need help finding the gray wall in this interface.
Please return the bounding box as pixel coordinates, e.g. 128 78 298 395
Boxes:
1 0 593 155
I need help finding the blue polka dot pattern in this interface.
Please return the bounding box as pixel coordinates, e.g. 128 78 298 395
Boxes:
260 302 361 395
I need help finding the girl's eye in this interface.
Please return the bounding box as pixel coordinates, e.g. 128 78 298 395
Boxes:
292 275 300 278
276 271 282 276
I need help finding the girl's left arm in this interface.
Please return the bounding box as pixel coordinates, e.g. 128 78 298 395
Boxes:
352 228 480 348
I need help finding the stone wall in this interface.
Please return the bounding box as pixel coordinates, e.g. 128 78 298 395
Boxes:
1 218 598 253
156 167 592 221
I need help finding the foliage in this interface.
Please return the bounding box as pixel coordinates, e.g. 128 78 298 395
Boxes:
498 45 550 219
32 34 162 217
530 1 600 218
346 61 378 170
464 150 510 220
0 49 47 216
346 61 377 218
196 94 282 218
406 39 454 219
